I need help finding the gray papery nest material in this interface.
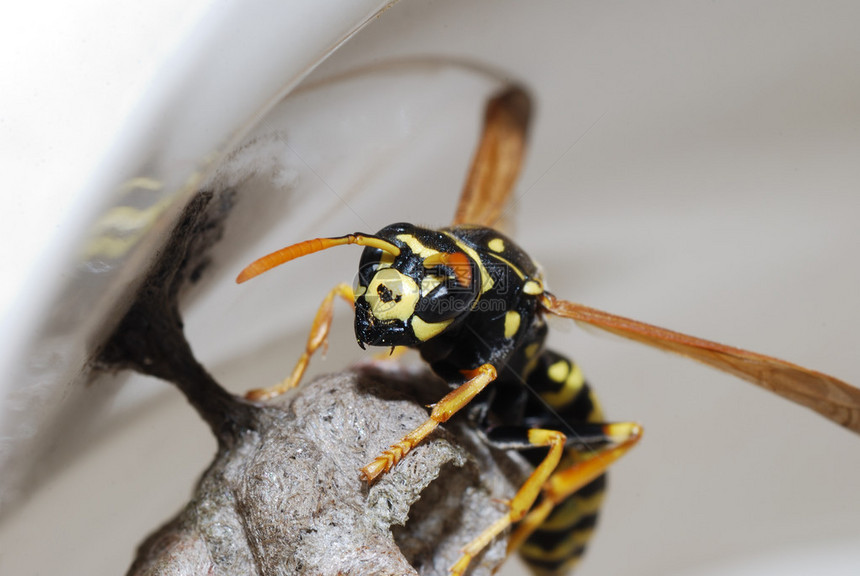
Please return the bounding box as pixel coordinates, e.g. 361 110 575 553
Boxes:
127 367 524 576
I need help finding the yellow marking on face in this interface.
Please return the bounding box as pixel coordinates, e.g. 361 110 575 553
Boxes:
364 268 420 322
504 310 521 339
353 284 367 299
396 233 440 259
488 237 505 252
420 274 443 297
547 360 569 383
523 279 544 295
442 232 494 293
411 316 453 341
540 363 585 408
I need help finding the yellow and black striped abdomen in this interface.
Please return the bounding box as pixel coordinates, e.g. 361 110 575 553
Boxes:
518 350 607 575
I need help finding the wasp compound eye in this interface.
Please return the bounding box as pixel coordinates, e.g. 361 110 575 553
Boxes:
364 268 420 322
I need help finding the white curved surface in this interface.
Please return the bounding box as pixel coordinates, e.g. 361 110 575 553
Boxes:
0 0 397 503
2 2 860 576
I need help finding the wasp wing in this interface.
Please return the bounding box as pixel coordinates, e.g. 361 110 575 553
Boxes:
452 85 531 229
541 293 860 434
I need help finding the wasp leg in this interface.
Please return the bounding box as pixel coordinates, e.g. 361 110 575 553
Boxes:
245 283 354 401
449 422 641 576
360 364 497 483
482 423 614 452
508 422 642 555
449 427 566 576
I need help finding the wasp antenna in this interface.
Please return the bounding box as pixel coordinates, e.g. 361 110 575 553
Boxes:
351 234 402 257
236 234 401 284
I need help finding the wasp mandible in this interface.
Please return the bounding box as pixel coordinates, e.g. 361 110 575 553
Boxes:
237 86 860 576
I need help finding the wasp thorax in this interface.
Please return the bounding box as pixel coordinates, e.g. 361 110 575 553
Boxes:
363 268 420 322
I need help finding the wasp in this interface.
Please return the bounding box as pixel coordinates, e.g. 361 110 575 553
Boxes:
236 86 860 575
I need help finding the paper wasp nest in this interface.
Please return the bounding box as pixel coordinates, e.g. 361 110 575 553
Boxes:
126 367 522 576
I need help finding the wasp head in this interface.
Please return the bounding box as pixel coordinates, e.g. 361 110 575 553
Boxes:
353 223 480 349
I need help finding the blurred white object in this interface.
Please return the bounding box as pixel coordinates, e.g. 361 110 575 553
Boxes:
0 0 398 503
